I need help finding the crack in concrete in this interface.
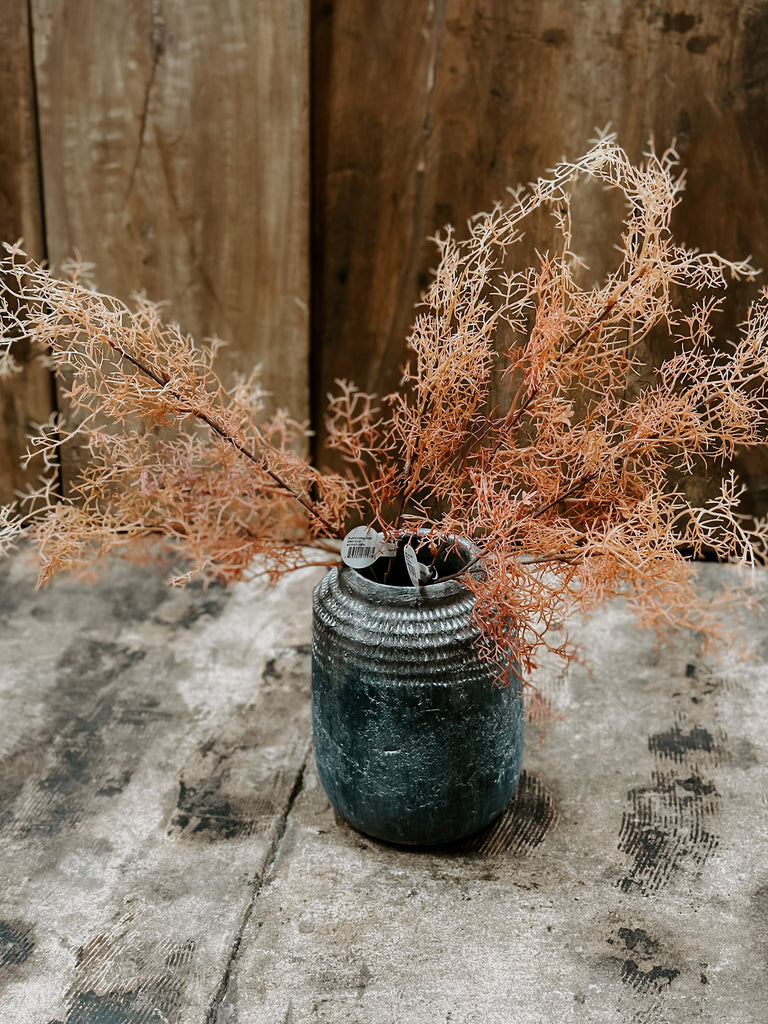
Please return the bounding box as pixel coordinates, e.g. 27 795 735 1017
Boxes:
204 743 311 1024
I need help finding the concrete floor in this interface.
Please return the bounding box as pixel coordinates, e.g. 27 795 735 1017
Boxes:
0 549 766 1023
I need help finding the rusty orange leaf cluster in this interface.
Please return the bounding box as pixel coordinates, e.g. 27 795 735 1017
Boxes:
2 134 768 688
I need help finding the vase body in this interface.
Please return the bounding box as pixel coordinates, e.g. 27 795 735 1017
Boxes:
311 562 524 845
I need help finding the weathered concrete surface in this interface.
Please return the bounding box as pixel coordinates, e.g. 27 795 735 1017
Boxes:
0 549 323 1023
1 553 767 1023
216 564 768 1024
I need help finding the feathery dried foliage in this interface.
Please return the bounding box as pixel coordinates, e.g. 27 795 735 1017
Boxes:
2 134 768 688
0 250 354 584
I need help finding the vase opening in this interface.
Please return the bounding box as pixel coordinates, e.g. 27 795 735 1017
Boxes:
355 534 474 588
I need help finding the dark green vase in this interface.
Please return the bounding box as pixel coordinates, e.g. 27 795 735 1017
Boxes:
311 552 524 846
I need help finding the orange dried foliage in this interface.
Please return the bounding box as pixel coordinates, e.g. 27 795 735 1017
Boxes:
2 134 768 684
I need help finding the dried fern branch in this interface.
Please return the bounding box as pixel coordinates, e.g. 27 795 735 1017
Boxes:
0 244 355 583
2 134 768 688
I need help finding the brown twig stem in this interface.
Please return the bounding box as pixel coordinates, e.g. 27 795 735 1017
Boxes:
111 343 340 537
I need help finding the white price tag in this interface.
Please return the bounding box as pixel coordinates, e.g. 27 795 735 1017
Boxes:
341 525 380 568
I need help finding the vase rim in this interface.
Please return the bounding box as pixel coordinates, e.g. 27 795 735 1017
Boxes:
337 533 478 606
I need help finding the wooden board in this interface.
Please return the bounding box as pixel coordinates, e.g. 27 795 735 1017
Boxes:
0 1 53 503
311 0 768 508
30 0 310 488
3 0 767 509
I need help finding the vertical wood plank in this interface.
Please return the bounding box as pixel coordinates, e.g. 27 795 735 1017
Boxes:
311 0 444 417
0 1 53 502
312 0 768 508
31 0 309 483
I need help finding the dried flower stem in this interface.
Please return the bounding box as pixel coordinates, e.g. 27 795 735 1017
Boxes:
2 133 768 689
112 343 338 536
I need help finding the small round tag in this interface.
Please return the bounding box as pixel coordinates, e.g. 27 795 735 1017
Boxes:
341 525 380 569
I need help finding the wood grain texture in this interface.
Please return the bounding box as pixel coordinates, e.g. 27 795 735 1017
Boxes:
312 0 768 508
0 1 53 502
30 0 309 487
3 0 768 508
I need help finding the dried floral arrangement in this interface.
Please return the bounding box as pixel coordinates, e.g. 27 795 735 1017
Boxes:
2 134 768 690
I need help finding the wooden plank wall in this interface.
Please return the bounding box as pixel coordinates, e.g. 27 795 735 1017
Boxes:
0 0 309 498
0 2 52 499
312 0 768 513
1 1 768 511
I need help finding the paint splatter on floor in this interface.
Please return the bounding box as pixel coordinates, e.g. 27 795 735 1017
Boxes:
0 920 35 969
617 714 723 895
